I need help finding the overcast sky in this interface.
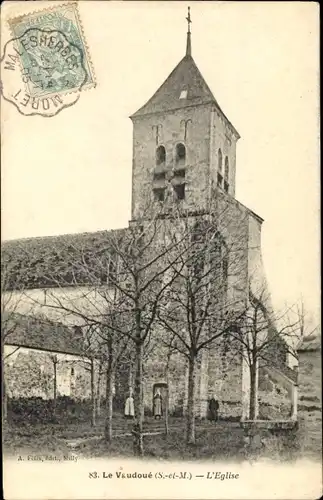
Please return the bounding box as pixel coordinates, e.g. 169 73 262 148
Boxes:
1 1 319 320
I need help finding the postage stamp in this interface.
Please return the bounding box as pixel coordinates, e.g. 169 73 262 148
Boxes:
1 2 95 116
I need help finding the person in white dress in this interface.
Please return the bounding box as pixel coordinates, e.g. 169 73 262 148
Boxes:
153 389 163 419
124 391 135 419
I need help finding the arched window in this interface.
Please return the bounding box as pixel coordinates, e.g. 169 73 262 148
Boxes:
156 145 166 166
153 188 166 202
175 143 186 167
174 143 186 200
191 220 207 243
218 149 223 171
71 367 75 377
153 145 166 200
224 157 229 193
211 232 228 299
217 149 223 188
190 221 207 280
108 258 117 283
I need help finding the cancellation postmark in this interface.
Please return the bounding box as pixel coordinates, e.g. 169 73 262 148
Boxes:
1 2 95 116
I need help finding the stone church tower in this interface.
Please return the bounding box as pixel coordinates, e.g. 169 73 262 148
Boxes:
130 10 239 220
128 12 270 419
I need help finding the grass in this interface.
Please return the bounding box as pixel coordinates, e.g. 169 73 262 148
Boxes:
3 401 322 462
78 421 246 462
4 414 317 462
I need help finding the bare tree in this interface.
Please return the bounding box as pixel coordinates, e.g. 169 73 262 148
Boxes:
228 284 301 420
16 202 188 454
79 211 187 455
1 260 29 422
294 296 319 342
75 325 100 427
37 297 132 441
157 203 249 444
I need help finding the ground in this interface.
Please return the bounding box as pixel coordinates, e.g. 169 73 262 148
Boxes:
3 411 321 463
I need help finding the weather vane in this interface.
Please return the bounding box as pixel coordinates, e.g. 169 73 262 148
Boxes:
186 6 192 33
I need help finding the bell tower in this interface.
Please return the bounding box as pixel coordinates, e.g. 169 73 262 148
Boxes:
130 8 240 220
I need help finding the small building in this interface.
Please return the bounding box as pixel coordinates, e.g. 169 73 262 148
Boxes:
3 312 106 402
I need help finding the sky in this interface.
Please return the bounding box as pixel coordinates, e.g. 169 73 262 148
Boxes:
1 1 320 321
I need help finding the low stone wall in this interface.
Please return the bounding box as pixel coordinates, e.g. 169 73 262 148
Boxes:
297 350 322 459
258 366 291 420
240 420 299 460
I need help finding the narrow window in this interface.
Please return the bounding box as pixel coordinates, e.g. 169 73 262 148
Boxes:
174 144 186 199
174 183 185 200
138 224 145 248
211 233 229 301
153 187 166 202
108 259 116 283
73 325 82 337
156 145 166 166
71 367 75 376
224 157 229 193
218 149 223 172
191 221 205 243
175 143 186 167
190 221 207 280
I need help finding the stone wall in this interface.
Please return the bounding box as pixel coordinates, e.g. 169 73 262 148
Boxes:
131 100 239 221
207 343 242 419
297 349 322 458
143 349 187 416
209 107 238 198
4 346 105 401
257 366 291 420
132 105 212 218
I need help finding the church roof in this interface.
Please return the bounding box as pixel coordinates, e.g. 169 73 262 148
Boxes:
297 333 321 352
3 311 85 356
131 54 215 117
131 54 240 138
1 228 127 290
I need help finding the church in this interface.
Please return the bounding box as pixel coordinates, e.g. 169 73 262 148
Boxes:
2 10 295 421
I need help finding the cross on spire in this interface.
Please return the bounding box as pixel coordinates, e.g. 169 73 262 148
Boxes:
186 6 192 33
186 6 192 56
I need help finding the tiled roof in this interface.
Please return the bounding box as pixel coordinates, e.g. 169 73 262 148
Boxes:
297 334 321 352
1 228 127 290
2 311 85 356
131 54 239 138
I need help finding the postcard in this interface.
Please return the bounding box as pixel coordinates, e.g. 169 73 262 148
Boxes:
1 1 321 499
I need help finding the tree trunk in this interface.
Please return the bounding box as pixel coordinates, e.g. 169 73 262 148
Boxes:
3 379 8 423
165 387 169 435
90 358 96 427
249 362 257 420
186 354 197 444
2 341 7 423
133 340 144 456
96 364 102 418
104 366 114 443
104 337 114 443
53 360 57 418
